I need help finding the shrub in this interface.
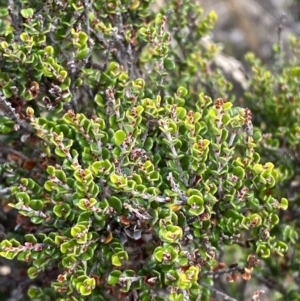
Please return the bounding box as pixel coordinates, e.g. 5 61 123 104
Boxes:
0 1 290 301
242 36 300 301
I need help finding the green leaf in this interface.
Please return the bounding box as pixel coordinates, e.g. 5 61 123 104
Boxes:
62 256 77 269
60 241 74 254
24 234 37 244
176 86 188 98
0 8 8 18
133 78 145 89
278 198 288 210
27 287 43 299
274 241 288 256
28 267 39 279
108 196 122 212
16 192 30 204
190 283 201 297
177 251 188 266
78 278 95 295
76 48 90 60
29 199 44 211
53 203 71 218
176 107 187 119
149 171 160 181
187 195 204 215
169 292 184 301
112 251 128 267
79 32 88 44
114 130 126 146
249 214 262 227
233 166 245 179
55 148 66 158
0 41 8 49
164 57 175 71
144 137 154 151
54 169 67 182
21 8 34 19
154 245 178 263
289 67 300 77
108 270 122 285
144 160 154 173
223 102 233 111
159 224 183 243
30 216 45 224
71 224 86 238
269 213 279 226
256 243 270 258
110 173 119 184
92 160 113 175
77 198 97 211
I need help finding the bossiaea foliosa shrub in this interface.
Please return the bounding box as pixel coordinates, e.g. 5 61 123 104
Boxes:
0 1 289 301
241 37 300 301
3 94 289 301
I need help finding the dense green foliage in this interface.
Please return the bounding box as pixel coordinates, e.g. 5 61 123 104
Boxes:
0 1 298 301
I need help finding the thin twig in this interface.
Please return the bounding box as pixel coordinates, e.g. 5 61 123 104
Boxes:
83 0 92 45
0 187 12 196
88 261 99 277
90 28 109 48
8 0 22 43
201 265 243 277
90 28 114 71
275 14 286 73
0 95 35 133
239 276 248 301
200 281 240 301
0 144 29 160
252 274 288 298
